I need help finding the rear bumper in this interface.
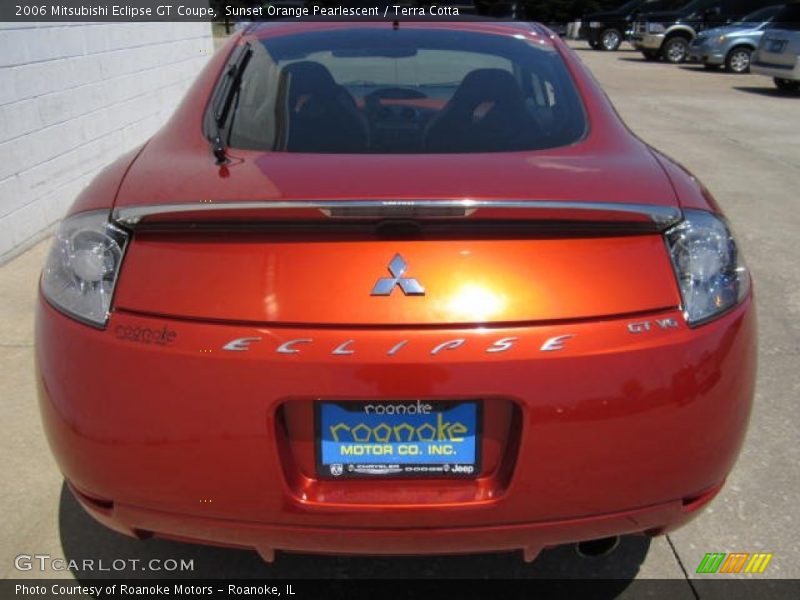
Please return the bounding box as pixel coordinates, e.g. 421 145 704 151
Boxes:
70 480 723 562
37 296 756 558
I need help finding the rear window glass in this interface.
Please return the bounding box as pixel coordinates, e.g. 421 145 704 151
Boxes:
220 28 587 154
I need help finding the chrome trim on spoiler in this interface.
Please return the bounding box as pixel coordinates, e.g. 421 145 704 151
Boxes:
112 200 682 229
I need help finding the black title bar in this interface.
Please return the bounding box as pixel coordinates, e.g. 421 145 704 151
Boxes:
4 579 800 600
1 1 522 23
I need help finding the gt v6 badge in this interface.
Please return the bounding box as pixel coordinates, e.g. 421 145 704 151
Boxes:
371 254 425 296
627 318 679 333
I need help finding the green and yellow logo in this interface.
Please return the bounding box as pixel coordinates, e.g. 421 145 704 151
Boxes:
696 552 773 574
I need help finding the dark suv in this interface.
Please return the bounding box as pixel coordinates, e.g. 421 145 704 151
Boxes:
631 0 776 62
582 0 686 50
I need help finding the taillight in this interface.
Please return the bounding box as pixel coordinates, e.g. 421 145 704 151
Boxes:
665 209 751 326
41 210 128 328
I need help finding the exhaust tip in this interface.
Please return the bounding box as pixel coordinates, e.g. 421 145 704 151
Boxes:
575 536 620 558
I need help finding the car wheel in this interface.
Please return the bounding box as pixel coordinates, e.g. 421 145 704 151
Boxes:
589 40 602 50
601 29 622 51
725 47 752 74
642 50 660 61
663 36 690 63
774 78 800 92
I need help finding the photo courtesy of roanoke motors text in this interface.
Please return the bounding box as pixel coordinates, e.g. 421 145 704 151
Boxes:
0 0 799 598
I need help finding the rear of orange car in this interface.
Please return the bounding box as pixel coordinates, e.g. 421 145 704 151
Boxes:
35 22 755 561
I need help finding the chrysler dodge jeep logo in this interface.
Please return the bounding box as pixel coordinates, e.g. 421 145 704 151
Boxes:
371 254 425 296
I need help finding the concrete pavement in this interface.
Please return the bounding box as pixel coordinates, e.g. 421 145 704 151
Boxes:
571 43 800 583
0 40 797 591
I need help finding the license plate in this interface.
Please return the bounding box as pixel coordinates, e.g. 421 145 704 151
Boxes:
767 39 787 53
316 400 481 479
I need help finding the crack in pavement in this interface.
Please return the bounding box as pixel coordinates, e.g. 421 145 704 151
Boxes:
667 534 700 600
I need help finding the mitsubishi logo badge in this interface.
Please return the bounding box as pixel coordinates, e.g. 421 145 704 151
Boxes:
371 254 425 296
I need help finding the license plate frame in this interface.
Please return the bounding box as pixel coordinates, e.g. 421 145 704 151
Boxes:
315 400 482 479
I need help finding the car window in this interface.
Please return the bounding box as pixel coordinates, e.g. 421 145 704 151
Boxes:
769 2 800 30
732 4 781 24
292 49 514 88
641 0 690 11
617 0 644 14
222 28 587 154
677 0 717 15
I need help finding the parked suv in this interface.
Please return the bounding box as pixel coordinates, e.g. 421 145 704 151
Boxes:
581 0 685 50
751 2 800 90
688 4 782 72
632 0 776 62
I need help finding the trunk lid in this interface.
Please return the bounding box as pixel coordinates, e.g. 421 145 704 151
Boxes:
112 149 682 326
113 142 678 209
114 233 680 326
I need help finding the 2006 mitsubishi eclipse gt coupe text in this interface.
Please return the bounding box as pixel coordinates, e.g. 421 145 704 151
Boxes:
36 21 755 562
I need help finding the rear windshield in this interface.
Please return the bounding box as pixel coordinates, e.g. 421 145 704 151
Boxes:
220 28 587 154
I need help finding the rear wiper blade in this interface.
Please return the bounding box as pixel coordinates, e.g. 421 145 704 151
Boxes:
209 42 252 164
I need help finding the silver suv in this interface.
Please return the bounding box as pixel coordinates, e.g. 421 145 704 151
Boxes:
751 2 800 91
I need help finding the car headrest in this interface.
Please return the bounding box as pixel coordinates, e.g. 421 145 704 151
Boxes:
447 68 527 113
282 61 339 105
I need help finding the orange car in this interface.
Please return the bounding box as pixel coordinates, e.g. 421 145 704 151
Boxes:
36 21 755 562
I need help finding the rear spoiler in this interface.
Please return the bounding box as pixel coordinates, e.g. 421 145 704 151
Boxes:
112 200 682 232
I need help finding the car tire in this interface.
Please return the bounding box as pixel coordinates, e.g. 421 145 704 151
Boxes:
663 36 690 64
601 29 623 51
774 78 800 93
725 46 752 74
642 50 660 61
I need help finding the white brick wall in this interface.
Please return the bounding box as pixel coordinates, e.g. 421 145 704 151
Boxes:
0 22 214 262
